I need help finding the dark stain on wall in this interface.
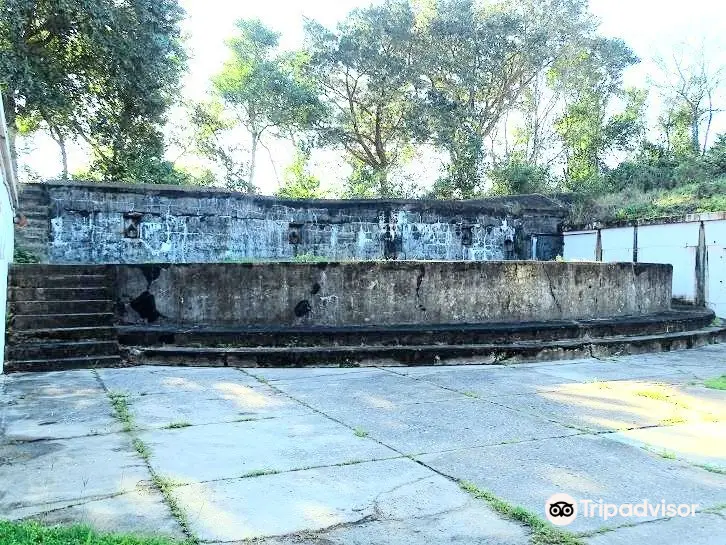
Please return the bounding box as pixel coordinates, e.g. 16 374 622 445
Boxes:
130 291 161 323
294 300 312 317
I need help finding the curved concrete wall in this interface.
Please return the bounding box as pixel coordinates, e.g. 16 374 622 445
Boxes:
116 261 672 327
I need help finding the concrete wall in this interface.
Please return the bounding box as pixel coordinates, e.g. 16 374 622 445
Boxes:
24 181 566 263
115 261 672 327
0 98 17 374
563 212 726 317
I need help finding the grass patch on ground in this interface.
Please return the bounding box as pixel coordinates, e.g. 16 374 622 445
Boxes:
108 392 133 432
353 427 369 438
459 481 584 545
0 519 180 545
704 375 726 390
163 421 192 429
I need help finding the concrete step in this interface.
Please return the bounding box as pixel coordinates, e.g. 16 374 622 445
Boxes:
11 299 114 315
131 326 726 367
11 312 115 330
118 308 717 349
4 355 123 373
11 274 109 288
6 340 119 361
9 287 110 302
10 264 110 276
9 326 117 342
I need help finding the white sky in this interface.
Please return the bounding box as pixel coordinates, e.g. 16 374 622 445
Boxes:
22 0 726 193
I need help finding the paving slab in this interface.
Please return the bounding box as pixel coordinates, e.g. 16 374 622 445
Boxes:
97 366 260 396
388 365 580 397
492 379 726 433
531 359 691 383
271 371 462 411
297 395 576 454
10 489 183 539
585 512 726 545
0 433 151 518
126 383 313 429
2 369 104 399
139 413 399 484
262 485 529 544
243 367 385 382
607 422 726 470
418 433 726 532
171 457 525 542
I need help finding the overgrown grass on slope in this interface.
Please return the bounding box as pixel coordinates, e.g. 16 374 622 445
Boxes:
568 177 726 225
0 520 181 545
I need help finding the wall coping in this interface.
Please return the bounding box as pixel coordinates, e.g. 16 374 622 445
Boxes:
33 180 568 216
564 211 726 233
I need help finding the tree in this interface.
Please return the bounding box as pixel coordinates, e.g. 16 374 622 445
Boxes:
213 19 324 189
420 0 595 198
553 38 641 190
303 1 424 196
276 146 324 199
191 101 251 190
653 44 724 156
0 0 187 181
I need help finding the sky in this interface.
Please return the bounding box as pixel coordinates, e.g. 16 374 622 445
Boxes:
22 0 726 193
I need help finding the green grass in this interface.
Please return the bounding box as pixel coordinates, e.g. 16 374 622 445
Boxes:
695 463 726 475
567 176 726 225
462 391 480 398
240 469 279 478
704 375 726 391
459 481 584 545
0 519 181 545
163 421 192 429
635 389 669 401
657 449 677 460
353 427 369 438
659 416 687 426
108 392 133 432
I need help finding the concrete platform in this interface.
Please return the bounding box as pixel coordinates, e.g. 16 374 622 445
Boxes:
2 345 726 543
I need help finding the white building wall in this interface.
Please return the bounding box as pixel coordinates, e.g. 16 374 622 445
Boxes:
705 219 726 318
638 222 700 302
562 230 597 261
0 169 13 374
563 214 726 318
601 226 634 262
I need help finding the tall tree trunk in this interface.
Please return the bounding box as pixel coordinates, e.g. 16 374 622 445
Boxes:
58 134 68 179
3 93 18 177
249 131 258 192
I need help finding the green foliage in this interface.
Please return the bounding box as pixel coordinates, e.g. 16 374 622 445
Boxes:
568 176 726 224
488 155 554 196
422 0 595 198
13 247 39 264
0 520 180 545
276 147 324 199
704 375 726 391
705 133 726 175
304 1 422 196
212 19 324 188
459 481 584 545
0 0 187 182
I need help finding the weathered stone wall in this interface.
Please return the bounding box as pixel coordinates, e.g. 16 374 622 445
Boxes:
115 261 672 327
28 181 566 263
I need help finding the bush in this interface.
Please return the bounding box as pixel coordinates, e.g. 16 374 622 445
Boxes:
488 157 555 195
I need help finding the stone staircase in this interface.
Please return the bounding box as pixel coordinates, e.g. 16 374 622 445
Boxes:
14 183 51 262
5 265 121 372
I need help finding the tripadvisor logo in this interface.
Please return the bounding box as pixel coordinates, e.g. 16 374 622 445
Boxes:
545 493 699 526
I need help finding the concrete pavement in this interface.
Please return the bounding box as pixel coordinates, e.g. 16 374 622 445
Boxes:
2 346 726 543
